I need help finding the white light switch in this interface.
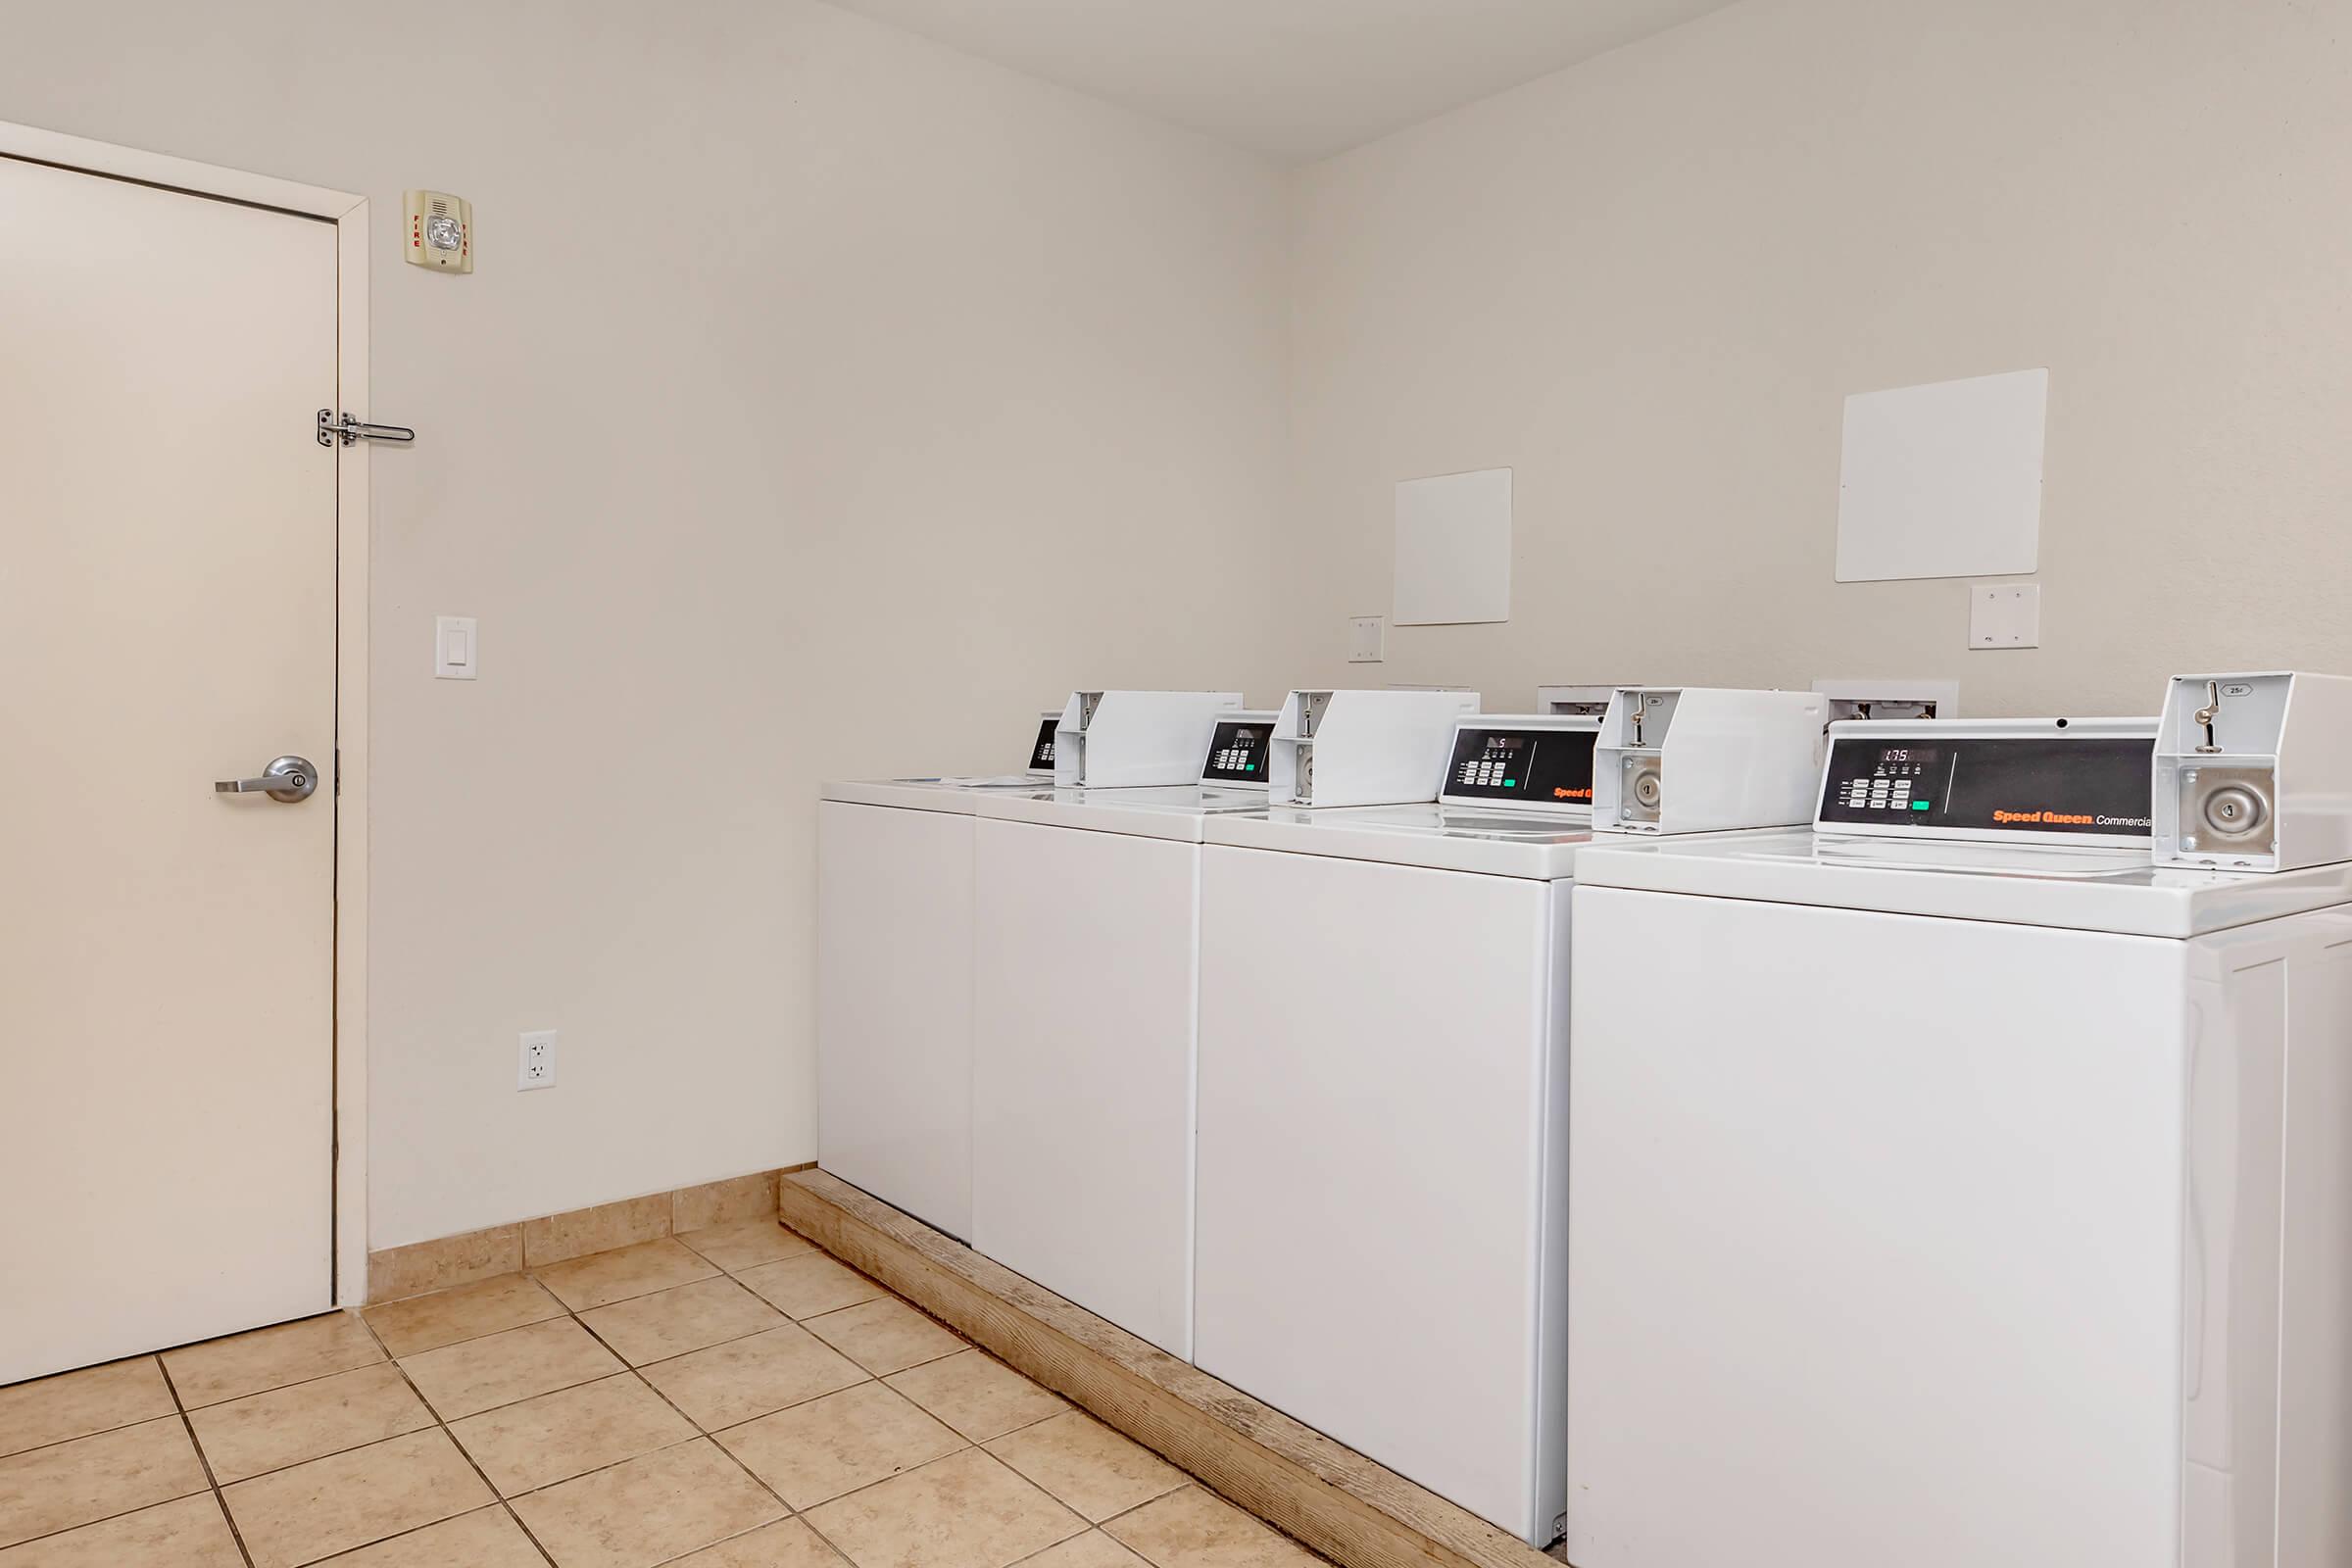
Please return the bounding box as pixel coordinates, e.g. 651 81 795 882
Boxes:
1968 582 2039 650
435 615 478 679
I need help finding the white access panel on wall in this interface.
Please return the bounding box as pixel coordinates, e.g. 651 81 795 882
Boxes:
1395 466 1511 625
1837 368 2046 582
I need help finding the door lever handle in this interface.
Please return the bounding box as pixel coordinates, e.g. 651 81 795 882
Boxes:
215 755 318 804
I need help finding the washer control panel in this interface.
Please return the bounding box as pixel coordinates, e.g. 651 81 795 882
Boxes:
1439 717 1598 810
1818 725 2156 839
1027 715 1059 773
1201 714 1276 784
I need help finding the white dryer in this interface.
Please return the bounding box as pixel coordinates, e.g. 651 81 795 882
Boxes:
1565 691 2352 1568
968 713 1272 1358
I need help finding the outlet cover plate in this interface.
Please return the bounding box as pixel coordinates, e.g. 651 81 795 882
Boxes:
1348 614 1386 663
1969 582 2040 650
518 1029 557 1091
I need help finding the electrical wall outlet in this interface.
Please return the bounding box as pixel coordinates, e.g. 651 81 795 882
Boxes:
517 1029 557 1091
1348 614 1386 663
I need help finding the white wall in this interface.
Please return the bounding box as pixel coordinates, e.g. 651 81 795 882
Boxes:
0 0 1291 1247
21 0 2347 1250
1283 0 2352 716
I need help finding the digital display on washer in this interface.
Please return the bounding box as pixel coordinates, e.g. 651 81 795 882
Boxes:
1201 719 1271 782
1027 717 1059 772
1818 736 2155 835
1444 725 1597 805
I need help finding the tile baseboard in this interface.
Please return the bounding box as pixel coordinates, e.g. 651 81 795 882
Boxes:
367 1163 814 1304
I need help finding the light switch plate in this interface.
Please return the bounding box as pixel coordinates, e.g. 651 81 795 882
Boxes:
435 615 478 679
1348 614 1386 663
1969 582 2040 650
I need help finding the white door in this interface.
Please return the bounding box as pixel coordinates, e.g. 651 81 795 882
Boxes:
1 154 339 1384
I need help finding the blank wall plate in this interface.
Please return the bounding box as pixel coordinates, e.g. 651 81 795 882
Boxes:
1394 467 1512 625
1838 368 2047 582
1969 582 2040 650
1348 615 1385 663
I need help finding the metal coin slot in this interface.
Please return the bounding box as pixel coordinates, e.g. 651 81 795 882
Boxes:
1620 755 1663 822
2179 764 2275 850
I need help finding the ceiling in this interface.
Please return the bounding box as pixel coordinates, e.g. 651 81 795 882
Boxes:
828 0 1742 164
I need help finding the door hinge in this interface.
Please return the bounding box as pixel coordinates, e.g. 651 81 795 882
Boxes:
318 409 416 448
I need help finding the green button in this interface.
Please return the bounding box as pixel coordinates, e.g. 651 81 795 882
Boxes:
1503 778 1517 788
1912 800 1932 810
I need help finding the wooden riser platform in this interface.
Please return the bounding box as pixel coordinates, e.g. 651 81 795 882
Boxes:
780 1169 1556 1568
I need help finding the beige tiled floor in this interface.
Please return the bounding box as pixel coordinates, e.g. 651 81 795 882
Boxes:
0 1217 1323 1568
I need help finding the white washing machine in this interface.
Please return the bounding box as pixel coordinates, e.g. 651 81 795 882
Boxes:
1196 686 1933 1544
817 717 1060 1241
817 693 1231 1242
1196 712 1597 1544
1565 684 2352 1568
969 710 1276 1358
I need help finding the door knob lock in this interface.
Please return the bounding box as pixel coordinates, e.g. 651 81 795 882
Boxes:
215 756 318 804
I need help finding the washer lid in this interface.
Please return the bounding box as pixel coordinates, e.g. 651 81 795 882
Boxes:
976 785 1271 842
821 776 1055 814
1573 827 2352 937
1204 802 1594 878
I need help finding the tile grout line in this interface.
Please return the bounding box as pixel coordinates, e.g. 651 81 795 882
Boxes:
563 1302 802 1525
0 1334 398 1466
372 1236 847 1555
790 1442 1103 1568
493 1237 1059 1556
147 1365 440 1492
359 1308 568 1364
0 1406 195 1466
0 1395 250 1561
156 1348 402 1423
155 1353 261 1568
353 1307 561 1568
12 1217 1195 1568
366 1263 887 1518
